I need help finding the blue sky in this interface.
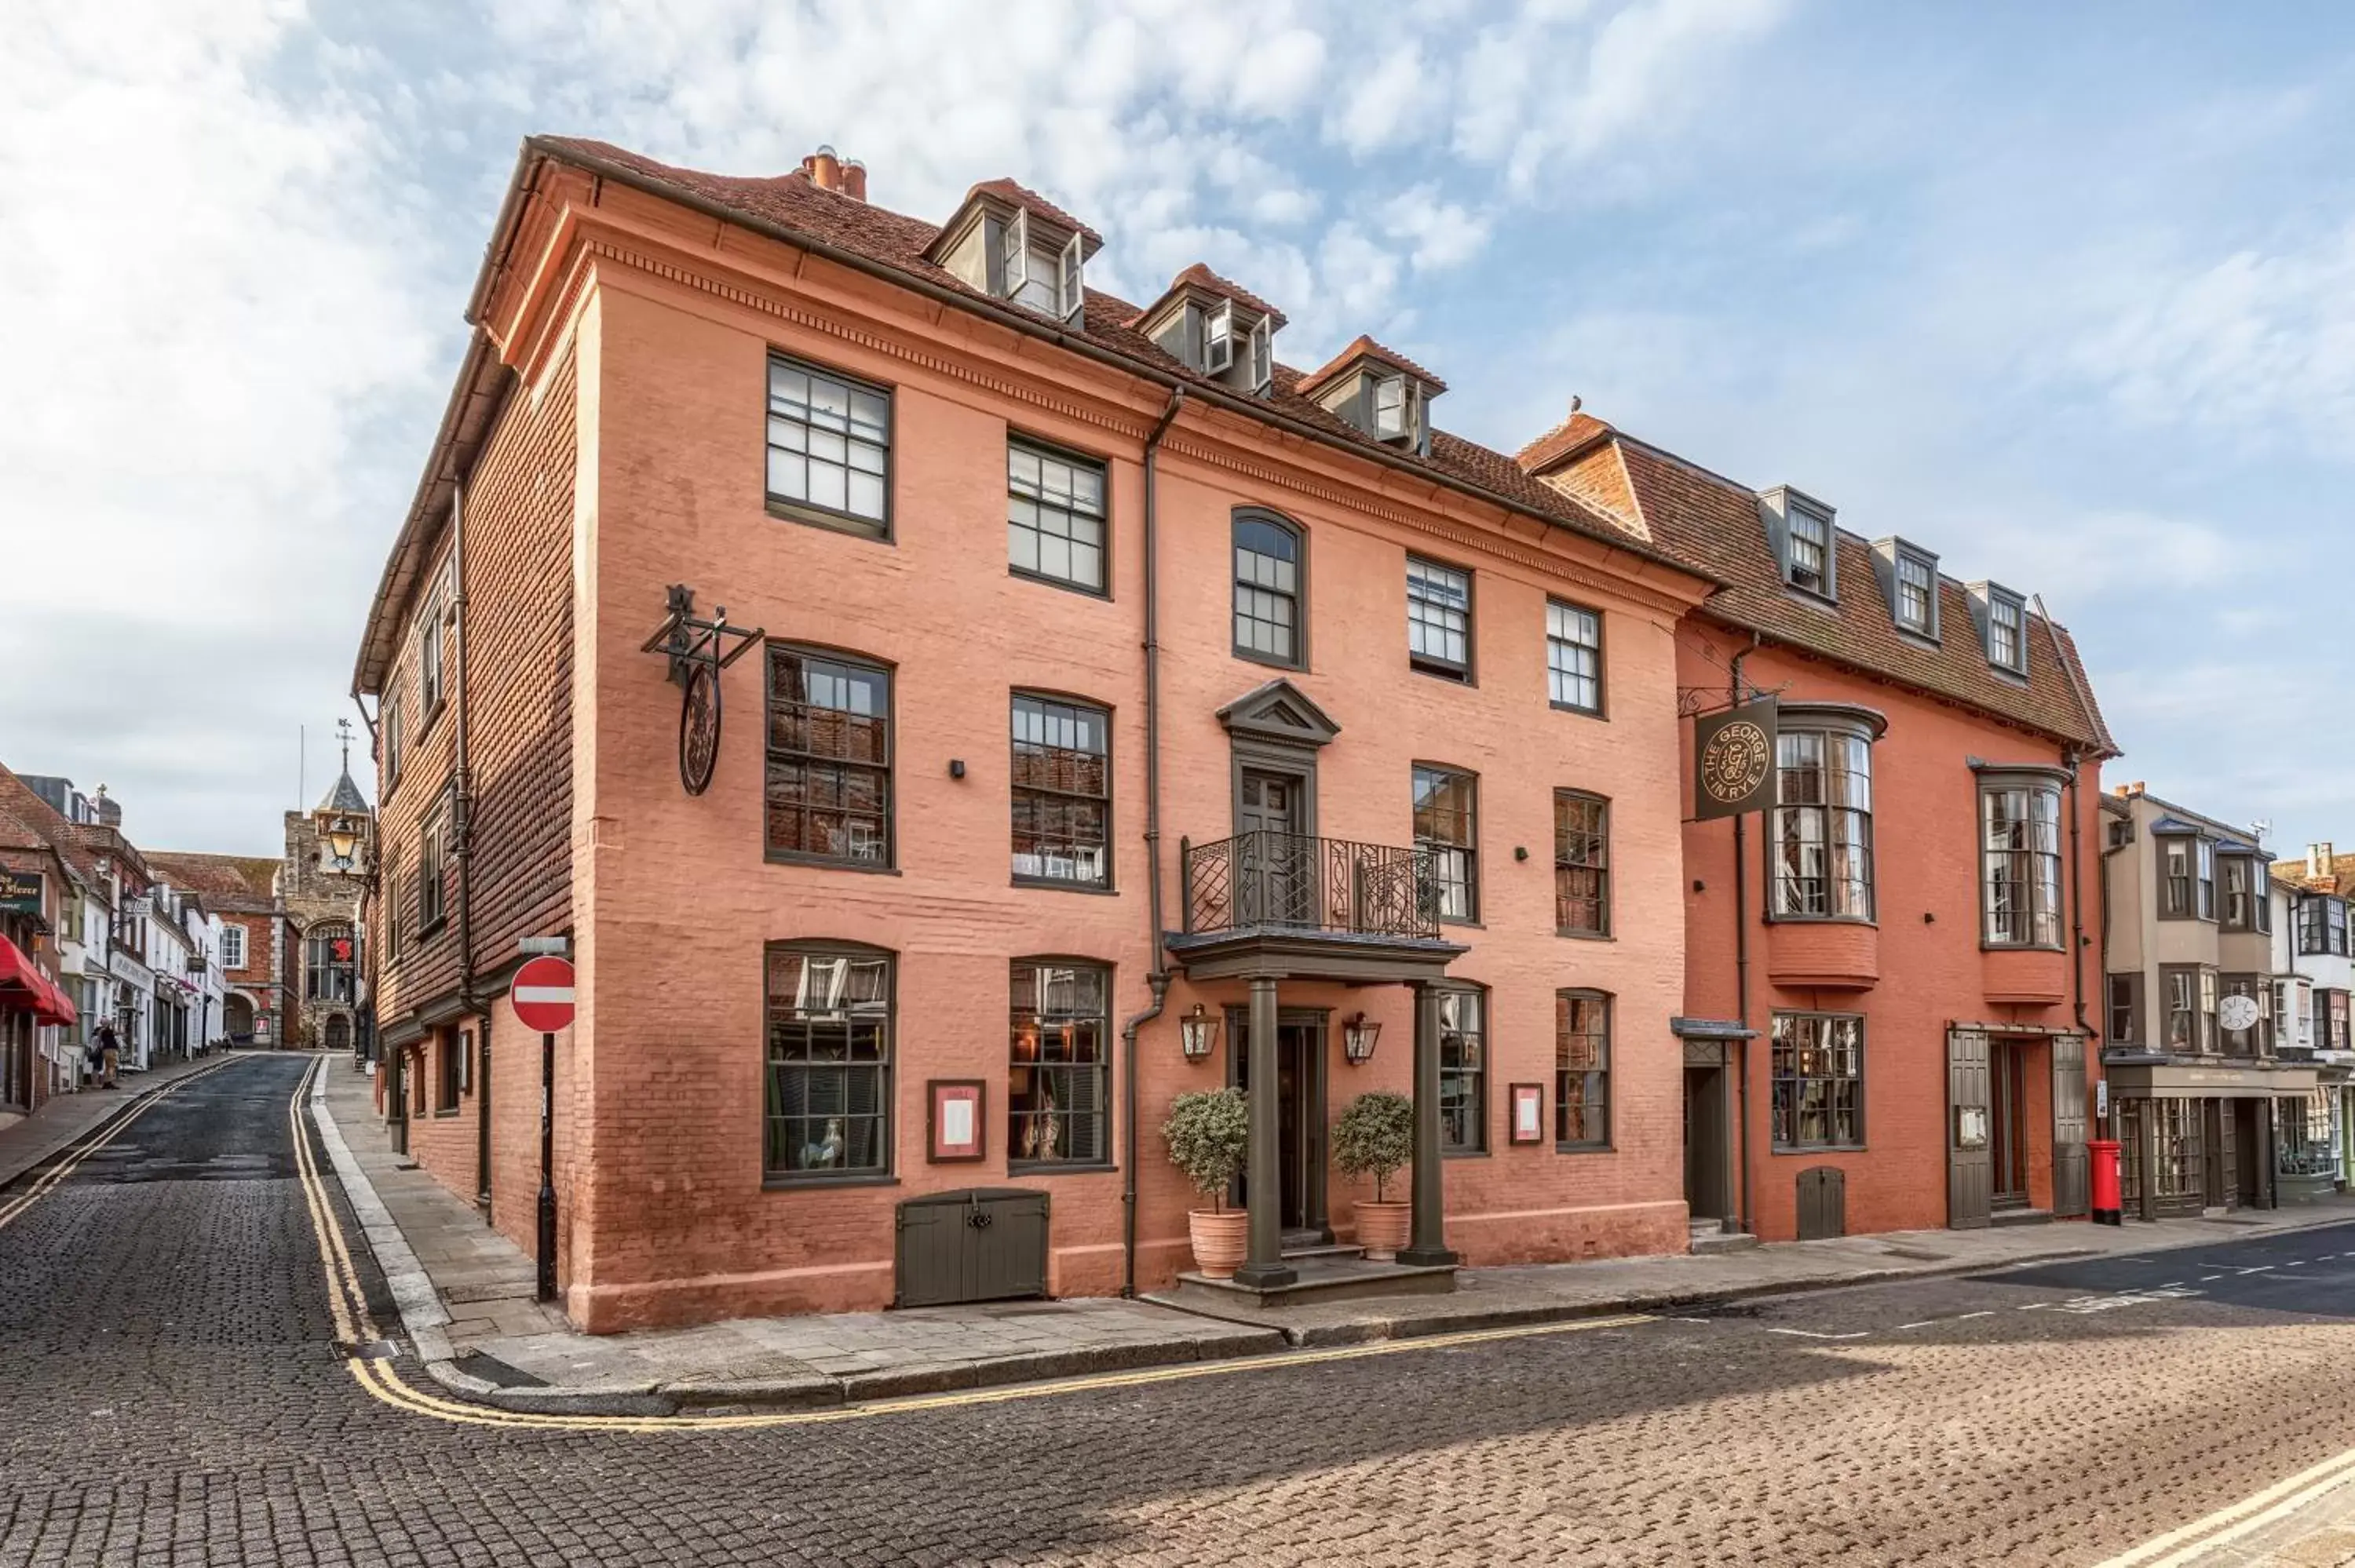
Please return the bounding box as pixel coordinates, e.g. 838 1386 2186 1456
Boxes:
5 2 2352 854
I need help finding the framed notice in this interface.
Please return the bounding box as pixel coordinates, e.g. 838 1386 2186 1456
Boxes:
1510 1083 1546 1146
929 1080 986 1164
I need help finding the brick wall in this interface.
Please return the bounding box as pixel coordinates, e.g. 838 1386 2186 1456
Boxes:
1677 630 2105 1242
550 247 1700 1330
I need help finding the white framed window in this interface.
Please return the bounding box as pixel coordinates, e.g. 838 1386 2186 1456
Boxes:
1896 552 1935 634
1002 206 1029 302
1988 591 2025 673
1057 232 1084 326
221 924 246 971
1247 315 1272 393
1204 299 1234 374
1546 600 1603 714
1787 502 1831 596
1373 374 1408 442
418 596 444 713
1406 556 1472 680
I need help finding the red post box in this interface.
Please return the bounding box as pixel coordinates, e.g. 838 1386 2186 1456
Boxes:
2088 1138 2122 1225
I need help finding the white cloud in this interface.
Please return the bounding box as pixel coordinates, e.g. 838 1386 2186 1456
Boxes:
2066 221 2355 458
1379 184 1492 271
1328 43 1432 155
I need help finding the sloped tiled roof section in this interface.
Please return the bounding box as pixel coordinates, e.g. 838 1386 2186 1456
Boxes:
962 177 1104 249
1130 262 1291 333
1585 436 2116 754
0 764 102 889
1298 334 1449 398
144 851 279 910
520 138 1703 585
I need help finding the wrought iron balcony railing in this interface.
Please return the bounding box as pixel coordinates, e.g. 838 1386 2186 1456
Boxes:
1181 831 1440 942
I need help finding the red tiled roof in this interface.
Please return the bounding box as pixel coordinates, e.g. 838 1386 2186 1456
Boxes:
1513 410 1614 476
487 140 1696 588
1129 263 1291 333
962 177 1104 249
1586 435 2115 753
0 764 104 891
1297 334 1449 397
145 851 279 909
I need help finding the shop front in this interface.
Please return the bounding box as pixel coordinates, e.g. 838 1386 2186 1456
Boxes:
2104 1059 2320 1218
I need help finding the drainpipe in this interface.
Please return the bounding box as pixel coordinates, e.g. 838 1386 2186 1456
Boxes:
1730 633 1760 1237
451 478 486 1210
1120 387 1185 1299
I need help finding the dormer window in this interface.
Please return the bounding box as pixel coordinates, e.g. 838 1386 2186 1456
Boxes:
1872 538 1940 640
1759 487 1836 601
1134 265 1282 397
1787 502 1830 595
1000 208 1084 323
927 181 1101 329
1299 337 1444 457
1989 593 2024 673
1970 582 2028 676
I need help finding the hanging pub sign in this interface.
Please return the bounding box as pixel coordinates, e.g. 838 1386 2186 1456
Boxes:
1692 698 1780 821
638 584 764 797
0 870 42 914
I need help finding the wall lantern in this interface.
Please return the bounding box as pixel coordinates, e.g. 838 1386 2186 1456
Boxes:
1178 1003 1221 1063
1342 1012 1382 1066
324 815 363 866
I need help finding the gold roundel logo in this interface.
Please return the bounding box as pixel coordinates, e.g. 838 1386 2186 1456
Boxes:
1701 720 1772 805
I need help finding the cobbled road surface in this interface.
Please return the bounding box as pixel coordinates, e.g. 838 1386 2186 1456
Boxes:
8 1051 2355 1566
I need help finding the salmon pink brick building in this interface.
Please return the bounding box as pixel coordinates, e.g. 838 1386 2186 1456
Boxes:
352 139 1725 1331
1521 418 2117 1242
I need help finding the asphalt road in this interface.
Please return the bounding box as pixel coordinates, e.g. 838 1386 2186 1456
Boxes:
8 1050 2355 1566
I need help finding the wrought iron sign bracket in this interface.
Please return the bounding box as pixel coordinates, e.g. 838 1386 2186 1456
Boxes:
639 585 765 796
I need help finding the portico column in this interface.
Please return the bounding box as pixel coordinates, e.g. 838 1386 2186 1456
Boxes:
1234 975 1295 1288
1400 980 1458 1267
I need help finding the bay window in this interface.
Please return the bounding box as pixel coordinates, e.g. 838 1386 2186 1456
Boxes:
1772 712 1877 921
1981 778 2062 947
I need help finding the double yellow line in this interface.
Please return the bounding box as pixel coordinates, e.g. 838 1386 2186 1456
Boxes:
0 1053 246 1231
282 1056 1655 1432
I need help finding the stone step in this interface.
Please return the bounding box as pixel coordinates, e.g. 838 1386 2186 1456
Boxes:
1689 1230 1761 1255
1280 1242 1364 1261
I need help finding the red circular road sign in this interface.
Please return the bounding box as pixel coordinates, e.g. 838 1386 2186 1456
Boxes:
510 955 577 1034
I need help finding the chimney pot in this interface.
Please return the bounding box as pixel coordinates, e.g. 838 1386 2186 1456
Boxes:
842 159 867 201
809 147 842 191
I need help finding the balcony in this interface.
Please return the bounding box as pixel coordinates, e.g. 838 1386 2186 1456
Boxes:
1167 832 1464 983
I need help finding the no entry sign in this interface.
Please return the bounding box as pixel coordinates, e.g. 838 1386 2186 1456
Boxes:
510 955 576 1034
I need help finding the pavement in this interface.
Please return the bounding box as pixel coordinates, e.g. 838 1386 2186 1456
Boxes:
18 1048 2355 1566
312 1049 2355 1414
0 1048 239 1190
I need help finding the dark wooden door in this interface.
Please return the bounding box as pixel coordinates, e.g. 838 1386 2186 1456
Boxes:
1238 770 1309 924
1948 1026 1992 1229
1991 1042 2029 1210
1797 1166 1846 1240
1684 1066 1728 1221
1232 1018 1327 1238
2052 1036 2089 1218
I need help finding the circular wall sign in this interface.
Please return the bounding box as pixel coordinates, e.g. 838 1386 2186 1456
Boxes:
680 662 721 796
1700 720 1773 807
2218 994 2262 1033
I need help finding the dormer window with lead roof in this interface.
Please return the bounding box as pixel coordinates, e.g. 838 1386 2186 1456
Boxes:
1970 582 2029 677
1758 486 1838 602
926 179 1101 326
1870 537 1941 641
1132 264 1282 396
1297 336 1445 457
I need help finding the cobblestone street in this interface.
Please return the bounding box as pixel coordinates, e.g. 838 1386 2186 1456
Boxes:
9 1051 2355 1566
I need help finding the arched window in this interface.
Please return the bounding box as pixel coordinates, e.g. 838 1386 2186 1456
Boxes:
1232 511 1303 668
306 923 356 1003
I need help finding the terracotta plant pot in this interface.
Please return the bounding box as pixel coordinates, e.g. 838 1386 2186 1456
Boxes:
1187 1209 1250 1279
1354 1200 1411 1262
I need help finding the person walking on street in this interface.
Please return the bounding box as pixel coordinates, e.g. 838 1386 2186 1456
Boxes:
95 1021 120 1088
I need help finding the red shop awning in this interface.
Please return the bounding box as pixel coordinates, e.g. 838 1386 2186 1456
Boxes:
0 935 75 1026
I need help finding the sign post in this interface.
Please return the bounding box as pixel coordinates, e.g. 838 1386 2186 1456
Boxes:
511 954 575 1304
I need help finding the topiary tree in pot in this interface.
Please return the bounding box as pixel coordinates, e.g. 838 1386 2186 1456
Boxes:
1333 1091 1415 1261
1163 1088 1251 1278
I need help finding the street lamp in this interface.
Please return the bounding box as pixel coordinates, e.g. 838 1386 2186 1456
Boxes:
323 815 362 867
1178 1003 1221 1063
1342 1012 1382 1066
